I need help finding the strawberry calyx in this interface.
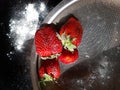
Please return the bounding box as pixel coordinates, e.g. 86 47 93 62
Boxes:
57 32 76 52
40 74 56 86
42 74 55 81
41 53 61 60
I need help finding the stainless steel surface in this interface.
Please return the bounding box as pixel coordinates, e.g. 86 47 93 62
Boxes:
30 0 120 90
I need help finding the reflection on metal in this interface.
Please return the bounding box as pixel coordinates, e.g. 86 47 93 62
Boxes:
47 0 78 24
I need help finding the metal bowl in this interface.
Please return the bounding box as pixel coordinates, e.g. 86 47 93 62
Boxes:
30 0 120 90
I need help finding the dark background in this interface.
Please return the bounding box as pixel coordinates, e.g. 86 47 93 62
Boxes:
0 0 61 90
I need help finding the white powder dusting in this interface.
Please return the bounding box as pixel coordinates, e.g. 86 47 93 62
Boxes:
98 56 109 78
85 54 90 58
115 39 118 41
6 51 15 60
87 56 111 87
39 2 46 12
8 2 48 51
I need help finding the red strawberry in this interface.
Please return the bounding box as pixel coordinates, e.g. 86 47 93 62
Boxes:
35 25 62 59
39 58 60 81
59 17 83 51
58 49 79 64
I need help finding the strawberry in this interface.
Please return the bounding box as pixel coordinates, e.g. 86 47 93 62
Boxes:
38 58 60 81
34 25 63 59
58 49 79 64
59 17 83 51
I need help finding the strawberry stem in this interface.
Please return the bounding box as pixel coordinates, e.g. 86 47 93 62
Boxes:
42 74 54 81
60 32 76 52
38 74 56 86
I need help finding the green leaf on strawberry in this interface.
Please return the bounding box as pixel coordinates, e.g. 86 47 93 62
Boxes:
58 32 77 51
42 74 54 81
41 53 61 60
38 74 54 86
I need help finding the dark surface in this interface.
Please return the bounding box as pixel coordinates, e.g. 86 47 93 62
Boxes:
0 0 61 90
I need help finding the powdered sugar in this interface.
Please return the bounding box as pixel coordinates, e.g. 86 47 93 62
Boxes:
87 56 112 87
8 2 48 51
